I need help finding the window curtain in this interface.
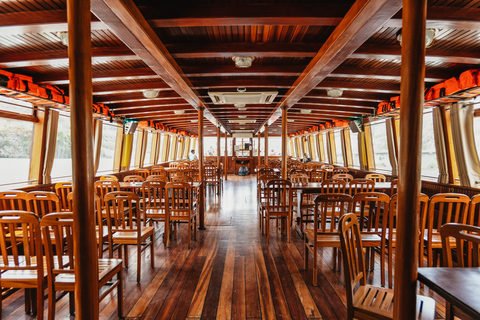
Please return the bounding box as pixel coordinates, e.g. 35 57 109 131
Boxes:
42 109 59 184
385 118 398 176
342 129 353 167
358 131 368 171
325 132 333 164
93 119 103 175
450 102 480 187
317 133 325 162
432 107 449 183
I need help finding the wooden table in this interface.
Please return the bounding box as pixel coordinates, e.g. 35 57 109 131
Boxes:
418 267 480 319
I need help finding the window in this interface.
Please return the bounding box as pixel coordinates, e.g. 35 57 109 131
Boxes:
268 137 281 156
130 130 138 168
234 138 251 157
97 123 117 172
157 133 164 164
334 130 343 166
369 120 391 171
204 137 217 156
421 111 439 177
473 115 480 161
51 113 72 179
322 133 329 163
144 131 152 166
350 130 360 168
0 104 35 186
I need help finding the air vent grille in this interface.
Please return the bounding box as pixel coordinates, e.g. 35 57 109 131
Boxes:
208 91 278 105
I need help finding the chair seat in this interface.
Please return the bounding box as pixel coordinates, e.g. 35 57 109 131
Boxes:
113 226 155 243
423 230 456 248
305 229 382 247
53 258 123 286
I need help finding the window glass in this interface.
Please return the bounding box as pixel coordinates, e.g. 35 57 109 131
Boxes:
0 108 35 186
322 133 329 163
260 137 265 156
176 137 183 159
204 137 217 156
98 123 117 172
421 111 439 177
0 95 34 114
334 131 343 166
350 130 360 168
268 137 281 156
370 120 392 171
130 130 138 168
144 131 152 165
234 138 251 157
51 114 72 178
157 133 164 164
473 115 480 162
169 136 177 161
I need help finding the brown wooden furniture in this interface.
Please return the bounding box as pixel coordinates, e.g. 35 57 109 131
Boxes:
0 190 28 210
26 191 61 218
348 179 375 196
0 211 44 320
339 213 435 320
304 193 353 284
94 180 120 216
54 182 73 211
420 193 470 267
40 212 123 320
100 175 118 181
262 179 293 242
332 173 353 182
321 179 346 194
124 175 145 182
365 173 386 183
332 167 348 175
204 165 221 194
104 191 155 282
309 169 327 182
142 181 170 244
134 169 150 180
146 175 168 182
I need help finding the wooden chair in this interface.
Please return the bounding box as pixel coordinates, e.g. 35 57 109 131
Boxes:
40 212 123 319
339 213 435 320
204 165 221 194
390 179 398 195
440 223 480 320
54 182 73 211
181 169 195 181
134 169 150 180
146 175 168 182
332 167 348 175
172 175 194 184
151 167 166 176
288 168 307 177
142 181 170 245
420 193 470 267
320 179 346 194
309 169 327 182
0 190 27 210
304 193 353 284
365 173 386 183
167 168 181 181
258 167 275 179
94 180 120 216
352 192 390 285
320 164 333 170
123 175 145 182
0 211 45 320
26 191 61 218
257 174 279 232
349 178 374 197
104 191 155 282
262 179 293 242
165 182 197 249
100 175 118 181
332 173 353 183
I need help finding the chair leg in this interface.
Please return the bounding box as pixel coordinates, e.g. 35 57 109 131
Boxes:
333 248 338 271
69 292 75 315
124 245 129 267
150 235 155 268
304 238 309 271
137 243 141 283
266 214 270 242
313 247 318 286
188 219 192 249
48 286 55 320
287 215 291 242
117 268 123 317
25 288 32 313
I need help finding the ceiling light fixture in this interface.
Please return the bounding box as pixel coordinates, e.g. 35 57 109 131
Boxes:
397 28 436 48
58 32 69 46
327 89 343 98
232 56 255 68
191 119 198 123
142 89 160 99
301 109 312 114
174 110 185 115
234 103 246 108
238 115 247 118
238 107 247 111
287 119 294 122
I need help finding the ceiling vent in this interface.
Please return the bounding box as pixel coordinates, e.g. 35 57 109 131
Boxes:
232 132 253 138
208 91 278 105
228 119 257 124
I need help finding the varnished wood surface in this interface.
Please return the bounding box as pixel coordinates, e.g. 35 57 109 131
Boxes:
2 175 451 319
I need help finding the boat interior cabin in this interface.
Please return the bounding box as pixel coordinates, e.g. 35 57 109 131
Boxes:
2 0 480 319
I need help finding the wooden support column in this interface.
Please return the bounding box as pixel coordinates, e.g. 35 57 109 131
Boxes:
198 108 206 230
394 0 427 319
224 131 228 180
281 107 288 179
67 0 99 319
216 126 221 165
264 125 269 165
257 133 261 166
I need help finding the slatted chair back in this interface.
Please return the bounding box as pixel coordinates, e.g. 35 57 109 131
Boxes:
142 181 167 225
181 169 195 180
314 193 353 233
177 162 190 170
320 164 334 170
365 173 386 183
333 167 348 175
100 175 118 181
258 167 275 178
171 175 194 184
390 179 398 195
166 182 193 216
467 193 480 227
349 178 375 196
146 174 168 182
321 179 346 194
0 190 27 210
257 174 278 202
309 169 327 182
169 162 179 168
441 223 480 267
94 180 120 211
288 168 307 177
104 191 141 231
312 163 323 170
0 211 44 317
151 167 166 176
26 191 61 218
134 169 150 180
332 173 353 183
290 173 309 184
352 192 390 233
168 168 181 181
265 179 293 215
124 175 145 182
54 182 73 211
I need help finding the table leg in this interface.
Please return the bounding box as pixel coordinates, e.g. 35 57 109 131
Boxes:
198 184 206 230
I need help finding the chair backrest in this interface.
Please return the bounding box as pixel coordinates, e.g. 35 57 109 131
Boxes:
26 191 61 218
338 213 366 317
182 169 195 179
165 182 193 217
94 180 120 209
168 168 181 181
134 169 150 180
314 193 353 233
333 167 348 175
258 168 275 177
352 192 390 233
365 173 386 183
390 179 398 195
204 165 219 181
0 190 27 210
171 175 194 184
321 179 346 194
309 169 327 182
349 179 374 196
40 212 75 278
142 181 166 218
177 162 190 170
100 175 118 181
290 173 309 184
104 191 141 231
123 175 145 183
320 164 334 170
0 211 43 275
332 173 353 183
265 179 293 212
151 167 166 176
425 193 470 238
440 223 480 267
289 168 307 177
55 182 73 211
146 175 169 182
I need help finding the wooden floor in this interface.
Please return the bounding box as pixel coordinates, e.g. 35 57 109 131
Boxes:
3 175 450 319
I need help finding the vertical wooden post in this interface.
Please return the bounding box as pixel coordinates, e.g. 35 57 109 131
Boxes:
224 131 228 180
216 126 221 165
264 125 269 165
257 133 261 167
281 107 288 179
198 108 206 230
394 0 427 319
67 0 99 319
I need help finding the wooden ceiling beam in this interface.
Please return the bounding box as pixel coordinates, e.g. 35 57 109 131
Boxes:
93 81 172 95
112 104 192 115
108 98 189 109
38 68 159 85
297 98 377 109
91 0 227 132
141 4 350 27
306 89 390 102
95 91 181 104
316 80 400 94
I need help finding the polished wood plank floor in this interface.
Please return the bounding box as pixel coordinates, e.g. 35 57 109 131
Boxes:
3 175 449 319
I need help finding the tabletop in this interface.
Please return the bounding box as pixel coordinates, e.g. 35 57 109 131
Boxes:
418 267 480 319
